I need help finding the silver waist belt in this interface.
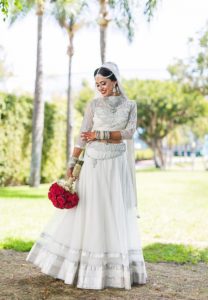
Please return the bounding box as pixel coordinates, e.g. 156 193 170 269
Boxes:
85 141 126 165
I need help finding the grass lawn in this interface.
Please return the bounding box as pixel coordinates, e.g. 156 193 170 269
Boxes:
0 170 208 263
137 170 208 248
0 183 54 241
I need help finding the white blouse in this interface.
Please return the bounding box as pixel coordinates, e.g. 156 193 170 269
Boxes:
75 95 137 149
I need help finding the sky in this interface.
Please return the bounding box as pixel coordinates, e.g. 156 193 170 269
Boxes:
0 0 208 98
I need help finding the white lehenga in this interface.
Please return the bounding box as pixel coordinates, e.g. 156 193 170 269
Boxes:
26 87 147 290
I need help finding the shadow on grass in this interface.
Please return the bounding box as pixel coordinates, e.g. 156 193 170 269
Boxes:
1 238 208 264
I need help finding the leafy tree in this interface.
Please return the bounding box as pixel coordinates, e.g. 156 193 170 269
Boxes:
0 45 12 80
123 79 208 168
74 80 94 116
167 23 208 152
168 23 208 96
189 117 208 141
0 0 22 18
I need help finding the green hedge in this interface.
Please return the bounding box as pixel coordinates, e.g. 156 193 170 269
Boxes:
135 148 154 161
0 93 33 185
0 93 69 186
41 100 67 183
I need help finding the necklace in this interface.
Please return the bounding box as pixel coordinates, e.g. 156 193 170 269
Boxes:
102 95 124 113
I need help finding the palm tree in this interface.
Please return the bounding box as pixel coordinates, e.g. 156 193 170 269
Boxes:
97 0 109 64
10 0 46 187
97 0 160 64
29 1 45 187
51 0 87 164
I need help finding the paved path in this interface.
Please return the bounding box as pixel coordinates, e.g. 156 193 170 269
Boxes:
1 250 207 300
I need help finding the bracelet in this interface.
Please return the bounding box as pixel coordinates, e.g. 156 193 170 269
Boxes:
67 156 78 168
95 130 110 140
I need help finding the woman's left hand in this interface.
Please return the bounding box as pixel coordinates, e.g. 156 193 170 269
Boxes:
81 131 96 142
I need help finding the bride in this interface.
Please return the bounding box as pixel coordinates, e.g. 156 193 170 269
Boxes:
26 62 147 290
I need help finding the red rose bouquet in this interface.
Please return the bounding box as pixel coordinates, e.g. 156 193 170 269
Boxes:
48 154 84 209
48 181 79 209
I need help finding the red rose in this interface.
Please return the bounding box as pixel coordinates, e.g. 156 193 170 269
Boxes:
48 182 79 209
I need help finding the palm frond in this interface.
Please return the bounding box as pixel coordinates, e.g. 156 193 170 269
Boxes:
144 0 159 21
9 0 36 25
50 0 88 31
107 0 160 42
108 0 139 42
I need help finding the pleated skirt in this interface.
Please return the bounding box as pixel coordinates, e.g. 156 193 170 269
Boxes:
26 143 147 290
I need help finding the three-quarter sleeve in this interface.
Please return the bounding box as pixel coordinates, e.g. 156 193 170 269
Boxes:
74 100 95 149
120 101 137 139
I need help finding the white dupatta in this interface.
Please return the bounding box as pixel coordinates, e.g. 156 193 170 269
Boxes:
99 62 138 212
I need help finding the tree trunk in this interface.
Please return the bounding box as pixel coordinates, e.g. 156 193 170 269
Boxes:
152 139 166 168
153 150 160 168
100 23 107 64
99 0 109 64
152 139 160 168
66 35 74 165
157 139 166 168
29 12 44 187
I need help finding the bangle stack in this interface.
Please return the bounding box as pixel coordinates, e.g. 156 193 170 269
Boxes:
95 130 110 140
68 156 78 168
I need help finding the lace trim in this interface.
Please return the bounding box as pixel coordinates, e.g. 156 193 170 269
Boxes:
75 98 137 148
120 101 137 139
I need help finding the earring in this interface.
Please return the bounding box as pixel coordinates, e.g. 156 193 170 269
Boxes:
116 85 120 94
112 85 116 94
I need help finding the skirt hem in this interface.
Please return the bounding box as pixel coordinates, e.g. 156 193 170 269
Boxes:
26 242 147 290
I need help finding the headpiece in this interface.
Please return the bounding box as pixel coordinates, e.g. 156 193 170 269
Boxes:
98 62 128 100
96 67 114 78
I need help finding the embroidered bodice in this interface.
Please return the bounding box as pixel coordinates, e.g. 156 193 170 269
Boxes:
75 95 137 149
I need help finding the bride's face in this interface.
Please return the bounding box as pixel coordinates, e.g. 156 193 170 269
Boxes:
95 75 116 97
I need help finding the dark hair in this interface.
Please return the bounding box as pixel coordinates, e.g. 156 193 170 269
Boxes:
94 67 117 81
